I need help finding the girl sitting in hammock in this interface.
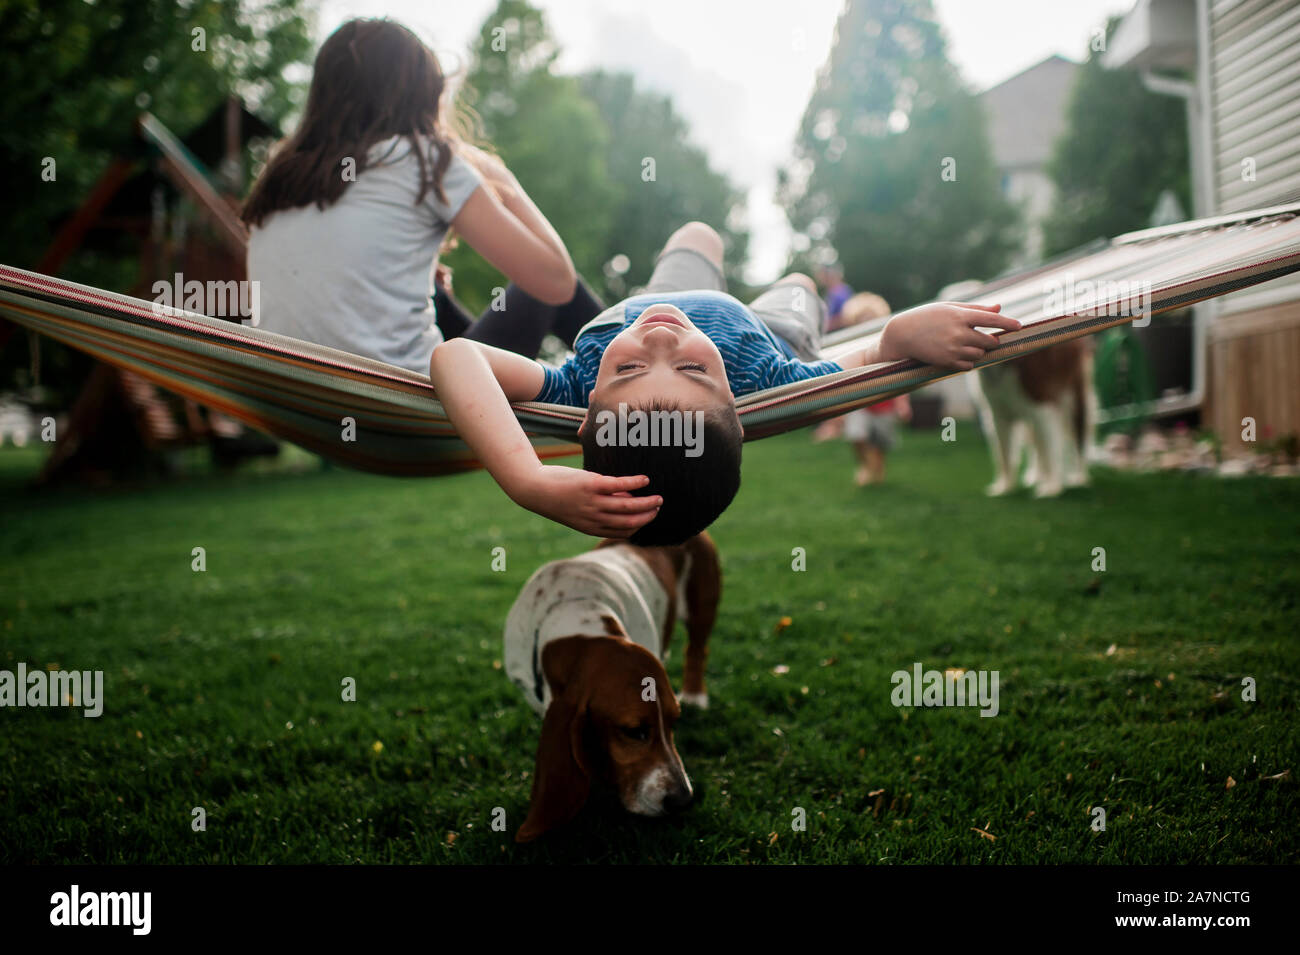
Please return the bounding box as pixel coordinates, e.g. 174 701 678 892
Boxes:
241 17 601 375
430 221 1019 543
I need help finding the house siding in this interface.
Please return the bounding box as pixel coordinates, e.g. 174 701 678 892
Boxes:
1209 0 1300 213
1205 0 1300 450
1206 300 1300 452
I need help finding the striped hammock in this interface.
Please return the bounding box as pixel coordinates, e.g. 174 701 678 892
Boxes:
2 204 1299 477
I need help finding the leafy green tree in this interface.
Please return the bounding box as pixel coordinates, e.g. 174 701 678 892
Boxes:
780 0 1018 308
442 0 616 312
443 0 748 310
0 0 313 275
578 70 749 297
1040 17 1191 257
0 0 313 394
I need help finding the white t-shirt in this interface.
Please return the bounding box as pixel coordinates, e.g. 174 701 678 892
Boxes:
246 134 482 375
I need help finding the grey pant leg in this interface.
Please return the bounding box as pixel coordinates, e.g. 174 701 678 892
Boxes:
641 248 727 295
748 282 827 361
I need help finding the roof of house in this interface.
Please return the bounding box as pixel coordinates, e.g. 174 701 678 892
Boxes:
979 54 1081 170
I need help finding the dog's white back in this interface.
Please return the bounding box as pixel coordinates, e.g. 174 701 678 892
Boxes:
503 548 674 715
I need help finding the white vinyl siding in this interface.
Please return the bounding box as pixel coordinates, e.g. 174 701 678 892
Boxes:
1208 0 1300 314
1209 0 1300 212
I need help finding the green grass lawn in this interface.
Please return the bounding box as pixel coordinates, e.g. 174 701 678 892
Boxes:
1 428 1296 864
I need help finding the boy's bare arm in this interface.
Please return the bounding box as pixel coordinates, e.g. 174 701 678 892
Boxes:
835 334 886 369
429 338 661 538
835 302 1020 371
429 336 547 483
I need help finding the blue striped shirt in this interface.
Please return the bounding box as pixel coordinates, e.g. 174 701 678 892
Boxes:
535 290 843 406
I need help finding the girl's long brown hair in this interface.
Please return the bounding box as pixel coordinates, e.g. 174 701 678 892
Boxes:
242 18 480 227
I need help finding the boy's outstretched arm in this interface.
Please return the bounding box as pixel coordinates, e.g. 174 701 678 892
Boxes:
429 337 661 538
837 302 1021 371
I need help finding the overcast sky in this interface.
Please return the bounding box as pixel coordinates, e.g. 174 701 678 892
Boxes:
317 0 1133 283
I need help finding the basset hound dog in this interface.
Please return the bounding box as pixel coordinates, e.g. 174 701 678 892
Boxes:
502 532 721 842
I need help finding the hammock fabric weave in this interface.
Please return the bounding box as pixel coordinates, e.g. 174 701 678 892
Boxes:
2 204 1299 476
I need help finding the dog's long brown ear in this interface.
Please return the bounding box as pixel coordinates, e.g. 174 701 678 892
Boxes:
516 637 593 843
516 696 590 843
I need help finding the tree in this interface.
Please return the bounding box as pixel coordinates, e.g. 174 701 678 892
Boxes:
578 70 749 298
0 0 314 395
1040 17 1191 257
441 0 617 312
0 0 313 275
780 0 1019 308
443 0 748 310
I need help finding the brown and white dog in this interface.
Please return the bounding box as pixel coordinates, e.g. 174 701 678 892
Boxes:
968 339 1097 497
936 278 1098 498
502 532 720 842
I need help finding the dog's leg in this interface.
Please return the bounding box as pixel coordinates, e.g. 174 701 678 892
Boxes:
1029 402 1065 498
1076 351 1100 475
1062 386 1089 488
974 370 1020 496
679 534 720 709
982 403 1017 497
1015 421 1039 488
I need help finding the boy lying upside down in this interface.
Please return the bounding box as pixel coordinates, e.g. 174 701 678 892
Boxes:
429 221 1019 544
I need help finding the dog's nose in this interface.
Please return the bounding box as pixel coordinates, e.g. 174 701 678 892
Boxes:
663 784 694 814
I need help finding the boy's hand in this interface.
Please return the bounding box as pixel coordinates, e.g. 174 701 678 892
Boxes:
879 302 1021 371
511 465 662 539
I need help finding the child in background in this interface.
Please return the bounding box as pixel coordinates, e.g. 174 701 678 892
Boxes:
845 393 912 485
816 264 854 332
835 292 910 485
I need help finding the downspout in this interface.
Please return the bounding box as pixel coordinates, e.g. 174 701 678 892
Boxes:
1189 0 1218 418
1121 0 1215 420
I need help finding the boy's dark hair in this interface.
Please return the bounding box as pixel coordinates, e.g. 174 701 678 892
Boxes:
581 399 742 546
